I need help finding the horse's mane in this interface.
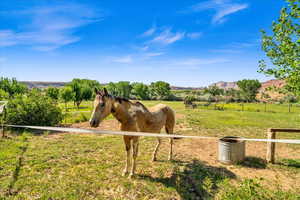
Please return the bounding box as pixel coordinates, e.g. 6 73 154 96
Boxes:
113 96 149 112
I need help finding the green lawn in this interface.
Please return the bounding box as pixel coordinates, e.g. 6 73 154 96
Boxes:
1 133 299 200
1 101 299 199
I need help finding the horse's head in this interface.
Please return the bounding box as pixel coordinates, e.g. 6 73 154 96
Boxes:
89 88 113 127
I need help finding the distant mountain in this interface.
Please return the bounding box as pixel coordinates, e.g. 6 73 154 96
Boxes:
21 81 67 89
21 80 286 100
170 86 203 90
209 81 238 90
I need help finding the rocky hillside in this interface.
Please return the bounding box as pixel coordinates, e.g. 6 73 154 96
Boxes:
257 79 286 101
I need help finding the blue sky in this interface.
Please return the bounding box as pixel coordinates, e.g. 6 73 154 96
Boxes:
0 0 285 86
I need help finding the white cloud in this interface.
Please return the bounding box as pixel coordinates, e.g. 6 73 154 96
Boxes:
113 55 133 64
150 28 185 45
187 32 202 39
141 25 156 37
0 3 101 51
143 52 165 59
188 0 248 24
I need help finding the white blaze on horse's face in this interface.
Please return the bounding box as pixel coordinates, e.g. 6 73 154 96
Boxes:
89 90 112 127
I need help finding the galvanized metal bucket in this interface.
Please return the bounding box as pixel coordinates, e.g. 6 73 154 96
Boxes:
218 136 245 164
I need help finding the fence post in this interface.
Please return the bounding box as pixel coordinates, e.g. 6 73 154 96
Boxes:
266 129 276 163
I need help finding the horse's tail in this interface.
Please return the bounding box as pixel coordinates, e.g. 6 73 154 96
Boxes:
164 106 175 135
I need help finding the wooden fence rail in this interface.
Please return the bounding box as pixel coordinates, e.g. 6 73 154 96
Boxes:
266 128 300 163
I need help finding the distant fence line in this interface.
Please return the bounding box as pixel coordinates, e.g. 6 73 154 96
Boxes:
191 102 300 113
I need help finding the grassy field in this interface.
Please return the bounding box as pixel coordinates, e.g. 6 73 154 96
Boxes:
1 101 300 199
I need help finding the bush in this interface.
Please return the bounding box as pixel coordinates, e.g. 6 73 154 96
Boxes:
5 92 63 126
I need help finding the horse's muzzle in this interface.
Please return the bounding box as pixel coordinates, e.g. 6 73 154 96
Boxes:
89 119 98 127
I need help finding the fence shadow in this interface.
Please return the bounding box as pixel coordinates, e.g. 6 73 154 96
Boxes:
138 159 236 200
6 142 28 195
278 159 300 169
238 156 267 169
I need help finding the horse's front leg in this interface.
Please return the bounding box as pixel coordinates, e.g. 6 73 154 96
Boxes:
122 136 131 176
129 136 139 178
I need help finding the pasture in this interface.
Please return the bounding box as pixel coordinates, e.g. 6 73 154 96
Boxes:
1 101 300 199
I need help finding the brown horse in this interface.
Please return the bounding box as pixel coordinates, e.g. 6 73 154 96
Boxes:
89 88 175 178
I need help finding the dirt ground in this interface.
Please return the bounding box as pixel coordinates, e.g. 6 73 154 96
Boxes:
51 114 299 191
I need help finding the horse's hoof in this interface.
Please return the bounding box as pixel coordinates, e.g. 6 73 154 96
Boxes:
122 171 129 177
128 173 135 179
152 157 157 162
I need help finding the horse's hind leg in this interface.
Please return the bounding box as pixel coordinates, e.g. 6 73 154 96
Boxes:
152 137 161 161
168 138 173 161
166 126 174 161
130 137 139 178
122 136 131 176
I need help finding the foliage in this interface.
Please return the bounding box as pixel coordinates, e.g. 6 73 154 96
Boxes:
59 86 75 108
5 91 63 126
45 87 59 100
67 79 98 108
131 82 150 100
0 89 9 100
116 81 132 98
149 81 171 100
204 85 224 102
259 0 300 96
237 79 261 102
0 77 27 98
106 81 132 98
183 95 196 105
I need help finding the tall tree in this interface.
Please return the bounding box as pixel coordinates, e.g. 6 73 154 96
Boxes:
116 81 132 98
259 0 300 96
68 79 98 108
204 85 224 102
131 82 150 100
237 79 261 102
46 87 59 100
149 81 171 100
60 86 75 111
0 77 27 98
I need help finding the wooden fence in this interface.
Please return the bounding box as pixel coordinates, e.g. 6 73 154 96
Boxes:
266 128 300 163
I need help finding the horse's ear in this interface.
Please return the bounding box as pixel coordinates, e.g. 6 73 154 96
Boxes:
103 88 108 96
94 88 99 94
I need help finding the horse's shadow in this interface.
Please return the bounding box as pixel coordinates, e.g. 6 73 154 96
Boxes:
138 159 236 200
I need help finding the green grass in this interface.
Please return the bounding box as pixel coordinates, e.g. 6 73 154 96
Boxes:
1 100 299 199
1 133 299 199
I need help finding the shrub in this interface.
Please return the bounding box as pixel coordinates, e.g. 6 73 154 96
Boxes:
5 92 63 126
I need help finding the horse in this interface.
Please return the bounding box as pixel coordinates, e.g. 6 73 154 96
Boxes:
89 88 175 178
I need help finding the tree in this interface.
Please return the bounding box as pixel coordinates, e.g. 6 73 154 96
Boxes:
204 85 224 102
237 79 261 102
46 87 59 100
259 0 300 96
60 87 75 111
68 79 98 108
149 81 171 100
106 82 119 96
0 89 9 100
0 77 27 98
115 81 132 98
131 82 150 100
